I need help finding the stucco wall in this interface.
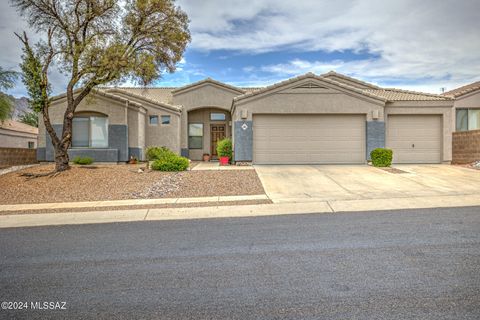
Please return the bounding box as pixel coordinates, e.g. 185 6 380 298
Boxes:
0 129 37 149
385 101 454 162
453 90 480 109
187 108 231 160
143 105 181 154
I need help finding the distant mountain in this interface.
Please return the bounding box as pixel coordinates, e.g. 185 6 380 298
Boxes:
0 93 30 120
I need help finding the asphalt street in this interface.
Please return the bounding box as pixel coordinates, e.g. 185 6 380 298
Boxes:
1 206 479 319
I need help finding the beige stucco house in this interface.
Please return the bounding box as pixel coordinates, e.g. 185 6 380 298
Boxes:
0 119 38 149
37 71 455 164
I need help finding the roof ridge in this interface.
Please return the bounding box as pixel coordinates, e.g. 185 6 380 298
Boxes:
233 72 387 102
321 70 381 89
372 87 452 99
171 78 246 94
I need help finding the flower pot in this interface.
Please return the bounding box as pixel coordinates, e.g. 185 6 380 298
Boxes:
203 154 210 162
219 156 230 166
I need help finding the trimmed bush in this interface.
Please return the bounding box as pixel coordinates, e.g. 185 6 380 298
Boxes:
147 146 189 171
72 156 94 165
145 146 176 161
370 148 393 167
216 138 232 159
151 154 189 172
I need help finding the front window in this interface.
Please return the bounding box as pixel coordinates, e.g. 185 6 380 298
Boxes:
72 116 108 148
161 115 171 125
456 108 480 131
210 112 226 121
149 115 158 125
28 141 35 149
188 123 203 149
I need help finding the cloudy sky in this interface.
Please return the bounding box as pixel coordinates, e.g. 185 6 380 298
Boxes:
1 0 479 97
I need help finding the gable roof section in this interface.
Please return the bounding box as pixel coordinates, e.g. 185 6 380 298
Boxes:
172 78 246 95
105 88 182 113
233 72 388 104
442 81 480 98
321 71 381 89
111 87 174 104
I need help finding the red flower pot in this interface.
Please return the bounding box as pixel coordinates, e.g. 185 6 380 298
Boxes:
219 156 230 166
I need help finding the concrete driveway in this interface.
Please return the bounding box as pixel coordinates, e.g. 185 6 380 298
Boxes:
254 164 480 203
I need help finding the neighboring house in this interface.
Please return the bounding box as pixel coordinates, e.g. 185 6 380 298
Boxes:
37 71 454 165
0 119 38 149
443 81 480 132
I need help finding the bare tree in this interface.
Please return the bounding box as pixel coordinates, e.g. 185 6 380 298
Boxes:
12 0 190 173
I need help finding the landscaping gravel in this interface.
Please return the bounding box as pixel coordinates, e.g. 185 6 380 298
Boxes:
0 164 266 205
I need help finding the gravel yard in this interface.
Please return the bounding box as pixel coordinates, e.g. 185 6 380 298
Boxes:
0 164 266 205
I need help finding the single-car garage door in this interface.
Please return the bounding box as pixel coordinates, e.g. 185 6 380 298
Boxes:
253 114 365 164
387 115 442 164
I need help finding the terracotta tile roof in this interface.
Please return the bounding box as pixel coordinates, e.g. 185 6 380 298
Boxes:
442 81 480 97
0 119 38 135
364 88 453 101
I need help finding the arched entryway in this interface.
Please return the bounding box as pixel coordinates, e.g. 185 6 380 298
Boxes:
186 107 231 160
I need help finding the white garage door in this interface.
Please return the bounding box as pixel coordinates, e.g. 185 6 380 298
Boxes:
253 114 366 164
387 115 442 164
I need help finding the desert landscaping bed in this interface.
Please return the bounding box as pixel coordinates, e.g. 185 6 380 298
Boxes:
0 164 266 205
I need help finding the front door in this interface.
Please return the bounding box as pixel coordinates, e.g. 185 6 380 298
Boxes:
211 124 226 158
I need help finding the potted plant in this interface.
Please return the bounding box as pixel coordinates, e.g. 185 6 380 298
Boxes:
203 153 210 162
128 155 138 164
216 138 232 166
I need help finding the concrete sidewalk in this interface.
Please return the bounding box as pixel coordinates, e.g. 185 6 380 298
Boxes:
1 194 479 228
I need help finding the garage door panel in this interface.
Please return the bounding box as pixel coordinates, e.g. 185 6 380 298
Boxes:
387 115 441 164
253 114 365 164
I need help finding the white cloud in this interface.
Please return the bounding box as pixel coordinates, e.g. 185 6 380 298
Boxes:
178 0 480 87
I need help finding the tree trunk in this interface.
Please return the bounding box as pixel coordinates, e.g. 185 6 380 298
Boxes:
54 145 70 172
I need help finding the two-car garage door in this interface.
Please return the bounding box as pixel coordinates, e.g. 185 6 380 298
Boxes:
253 114 365 164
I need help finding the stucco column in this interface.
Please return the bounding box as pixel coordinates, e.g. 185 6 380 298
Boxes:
180 108 189 157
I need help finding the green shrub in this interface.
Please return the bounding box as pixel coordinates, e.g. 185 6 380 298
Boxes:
370 148 393 167
145 146 175 161
72 156 94 165
151 154 189 172
216 138 232 159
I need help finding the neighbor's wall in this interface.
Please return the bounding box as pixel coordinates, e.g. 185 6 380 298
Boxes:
452 130 480 164
0 147 37 166
0 129 37 149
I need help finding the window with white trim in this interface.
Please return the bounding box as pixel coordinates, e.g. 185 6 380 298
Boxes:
72 116 108 148
456 108 480 131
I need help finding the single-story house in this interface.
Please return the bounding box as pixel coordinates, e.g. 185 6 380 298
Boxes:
0 119 38 149
37 71 455 164
443 81 480 132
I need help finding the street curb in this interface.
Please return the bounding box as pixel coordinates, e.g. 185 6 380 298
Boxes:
1 194 479 228
0 194 269 213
